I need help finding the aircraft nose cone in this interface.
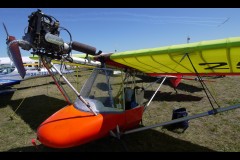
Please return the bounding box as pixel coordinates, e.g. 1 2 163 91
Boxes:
37 104 103 148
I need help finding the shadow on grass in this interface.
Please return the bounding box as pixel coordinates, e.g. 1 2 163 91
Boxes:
174 82 203 93
15 81 65 91
144 91 203 102
134 78 203 93
0 92 14 106
7 128 215 152
1 94 67 130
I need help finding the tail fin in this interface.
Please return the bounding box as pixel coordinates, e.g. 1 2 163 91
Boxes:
169 75 182 88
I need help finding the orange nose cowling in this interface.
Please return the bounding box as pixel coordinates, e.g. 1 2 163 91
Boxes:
37 105 104 148
37 104 143 148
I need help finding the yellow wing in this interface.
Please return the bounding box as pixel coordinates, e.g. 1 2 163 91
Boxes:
110 37 240 76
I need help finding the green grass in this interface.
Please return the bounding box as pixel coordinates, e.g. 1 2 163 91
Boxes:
0 72 240 152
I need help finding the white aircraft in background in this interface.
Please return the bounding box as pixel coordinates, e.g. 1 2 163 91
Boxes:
0 56 40 73
0 56 37 66
0 56 74 94
0 53 99 95
71 54 101 67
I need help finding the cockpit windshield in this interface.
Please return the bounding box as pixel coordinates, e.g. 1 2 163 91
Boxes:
74 68 124 113
0 66 15 75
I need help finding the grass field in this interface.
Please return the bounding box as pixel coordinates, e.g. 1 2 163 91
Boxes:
0 69 240 152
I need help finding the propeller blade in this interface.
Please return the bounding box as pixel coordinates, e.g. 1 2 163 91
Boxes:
3 23 26 79
3 22 9 38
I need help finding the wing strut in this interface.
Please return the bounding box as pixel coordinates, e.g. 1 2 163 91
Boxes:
144 77 167 111
41 57 72 104
183 53 221 110
41 56 98 116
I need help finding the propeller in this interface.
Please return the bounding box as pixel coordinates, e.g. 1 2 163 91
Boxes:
3 23 26 79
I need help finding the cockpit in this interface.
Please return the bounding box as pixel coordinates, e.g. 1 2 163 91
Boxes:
74 68 145 113
74 68 124 113
0 66 15 75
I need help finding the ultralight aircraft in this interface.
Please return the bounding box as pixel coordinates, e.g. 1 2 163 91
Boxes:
4 9 240 149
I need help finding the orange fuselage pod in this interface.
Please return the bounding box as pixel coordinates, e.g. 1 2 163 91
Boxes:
37 104 144 148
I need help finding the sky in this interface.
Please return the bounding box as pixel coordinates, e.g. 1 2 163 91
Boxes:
0 8 240 57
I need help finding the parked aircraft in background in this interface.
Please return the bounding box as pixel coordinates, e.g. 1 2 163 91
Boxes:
0 56 37 66
0 63 74 95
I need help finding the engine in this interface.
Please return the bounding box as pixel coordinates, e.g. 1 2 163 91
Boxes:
20 9 99 60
